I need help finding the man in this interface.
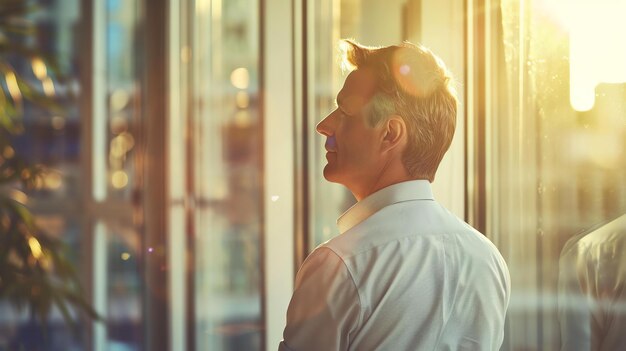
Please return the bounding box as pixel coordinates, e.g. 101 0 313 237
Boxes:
279 40 510 351
558 214 626 351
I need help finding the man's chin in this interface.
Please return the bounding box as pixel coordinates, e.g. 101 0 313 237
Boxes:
322 165 342 184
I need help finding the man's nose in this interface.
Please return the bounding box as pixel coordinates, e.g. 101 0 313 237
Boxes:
316 112 335 136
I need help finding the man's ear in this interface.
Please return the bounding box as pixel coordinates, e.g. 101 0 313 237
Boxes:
381 115 407 153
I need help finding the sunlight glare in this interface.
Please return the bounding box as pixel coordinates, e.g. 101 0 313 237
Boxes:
543 0 626 111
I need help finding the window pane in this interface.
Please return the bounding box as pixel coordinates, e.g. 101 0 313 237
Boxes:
188 1 263 350
493 0 626 349
92 0 141 202
93 221 143 351
91 0 145 350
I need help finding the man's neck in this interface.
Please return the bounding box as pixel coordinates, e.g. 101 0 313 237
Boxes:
352 169 414 201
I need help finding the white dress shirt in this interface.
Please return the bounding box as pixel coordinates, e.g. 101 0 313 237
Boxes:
558 214 626 351
279 180 511 351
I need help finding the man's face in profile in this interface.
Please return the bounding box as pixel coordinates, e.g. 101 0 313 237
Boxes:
316 68 386 194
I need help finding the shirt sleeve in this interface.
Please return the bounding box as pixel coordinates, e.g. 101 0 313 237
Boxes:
278 247 361 351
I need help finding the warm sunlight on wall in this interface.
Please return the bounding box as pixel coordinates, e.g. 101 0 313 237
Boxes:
541 0 626 111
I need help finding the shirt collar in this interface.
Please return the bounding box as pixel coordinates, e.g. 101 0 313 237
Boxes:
337 180 434 234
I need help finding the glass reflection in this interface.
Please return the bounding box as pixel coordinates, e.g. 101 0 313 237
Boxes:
494 0 626 349
558 214 626 351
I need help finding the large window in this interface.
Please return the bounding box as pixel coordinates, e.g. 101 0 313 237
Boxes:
473 0 626 349
169 0 264 350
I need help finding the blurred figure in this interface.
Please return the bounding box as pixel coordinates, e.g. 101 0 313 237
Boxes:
279 40 510 351
558 214 626 351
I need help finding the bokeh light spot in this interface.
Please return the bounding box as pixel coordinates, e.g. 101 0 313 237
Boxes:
230 68 250 89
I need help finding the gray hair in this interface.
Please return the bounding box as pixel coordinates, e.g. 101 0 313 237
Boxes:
340 39 458 182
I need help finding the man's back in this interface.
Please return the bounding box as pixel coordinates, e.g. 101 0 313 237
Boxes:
280 181 510 351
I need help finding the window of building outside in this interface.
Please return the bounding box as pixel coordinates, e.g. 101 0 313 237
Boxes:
487 0 626 349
